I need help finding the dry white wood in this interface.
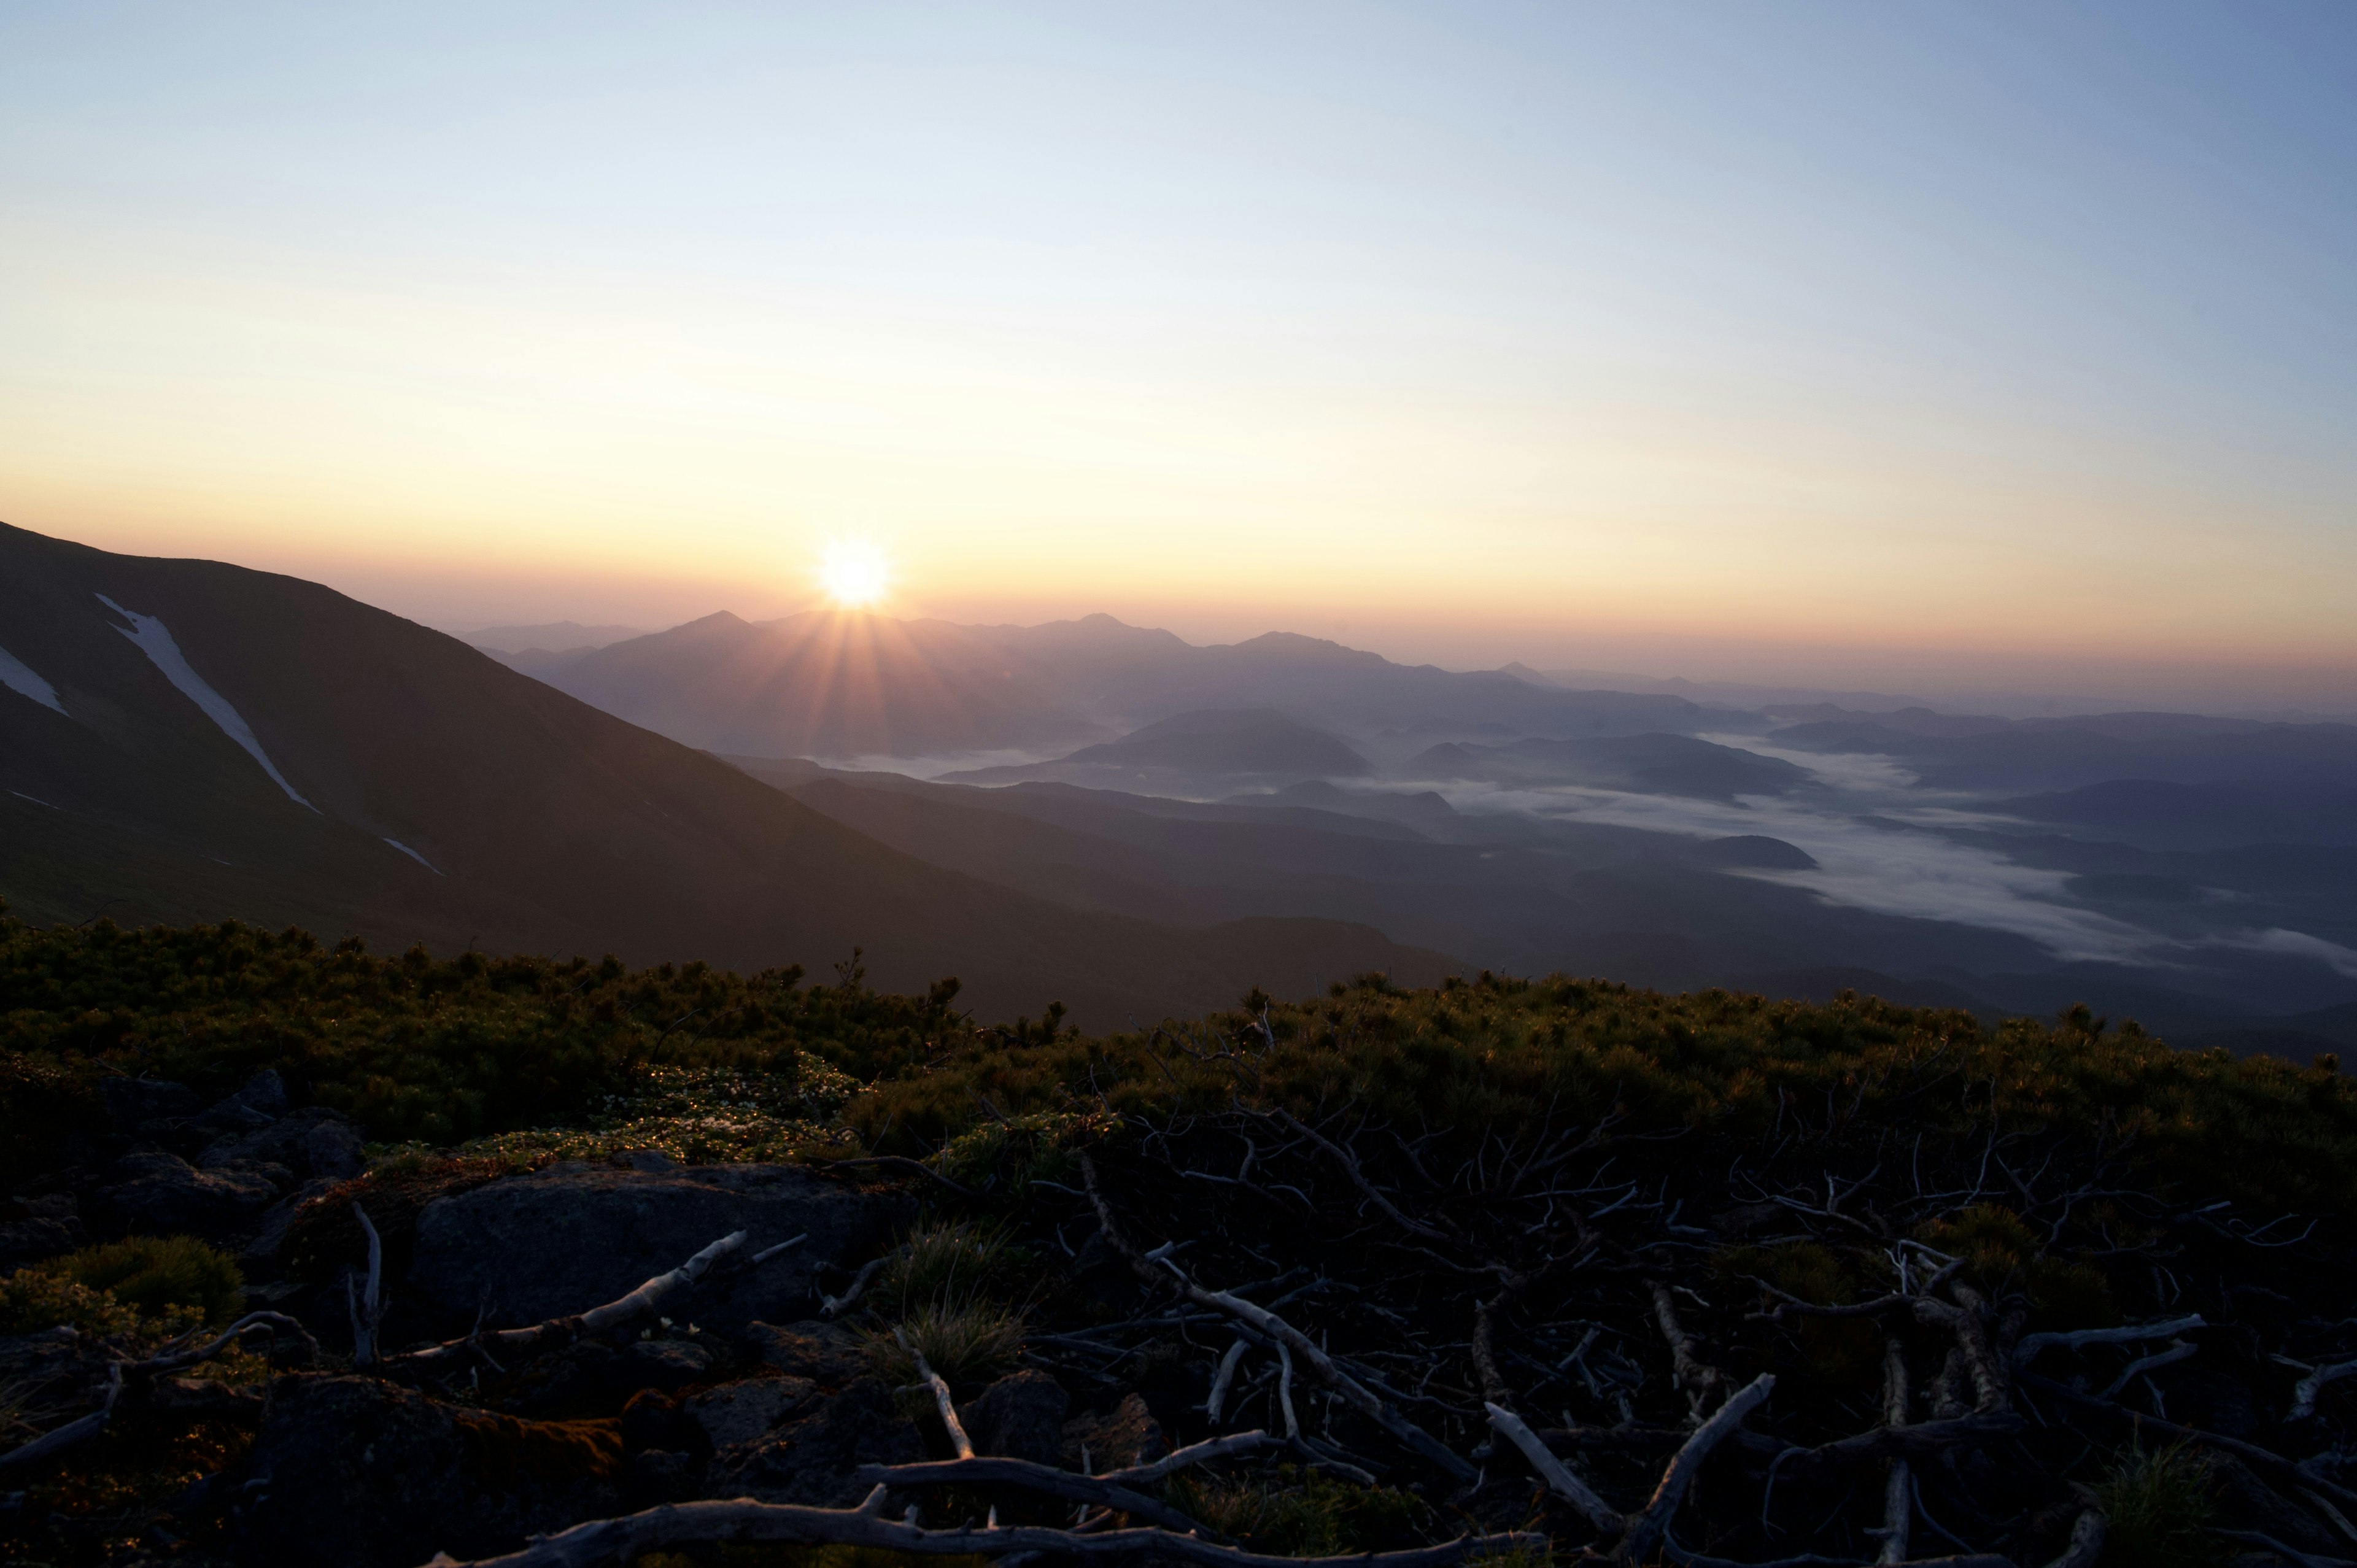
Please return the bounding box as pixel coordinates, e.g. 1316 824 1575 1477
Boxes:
2012 1315 2206 1369
0 1365 119 1475
1207 1336 1250 1424
2283 1356 2357 1421
582 1229 746 1332
415 1497 1544 1568
750 1234 808 1265
1272 1109 1453 1244
1102 1429 1278 1485
1878 1338 1911 1566
1614 1372 1775 1565
1484 1402 1621 1532
1275 1339 1300 1438
821 1256 887 1319
1082 1153 1475 1481
2042 1509 2107 1568
1911 1283 2007 1415
1649 1281 1724 1419
899 1329 974 1459
857 1454 1207 1534
385 1231 745 1370
348 1201 385 1366
2099 1338 2196 1400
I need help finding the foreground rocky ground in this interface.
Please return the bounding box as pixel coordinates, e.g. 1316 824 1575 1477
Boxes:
6 940 2356 1568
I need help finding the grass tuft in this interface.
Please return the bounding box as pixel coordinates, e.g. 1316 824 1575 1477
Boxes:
2096 1439 2226 1567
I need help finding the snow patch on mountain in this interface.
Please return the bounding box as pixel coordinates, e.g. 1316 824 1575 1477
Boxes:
96 594 317 810
0 643 66 714
382 838 443 875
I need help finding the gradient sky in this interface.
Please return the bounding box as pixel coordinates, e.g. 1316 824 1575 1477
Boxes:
3 3 2354 706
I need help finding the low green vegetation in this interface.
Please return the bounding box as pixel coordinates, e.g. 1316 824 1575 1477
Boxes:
2097 1440 2228 1567
55 1235 244 1326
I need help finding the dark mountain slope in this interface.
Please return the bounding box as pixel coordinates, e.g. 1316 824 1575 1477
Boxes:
1403 733 1809 798
945 708 1371 787
0 523 1450 1025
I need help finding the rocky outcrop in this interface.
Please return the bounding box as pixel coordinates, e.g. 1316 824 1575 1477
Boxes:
233 1374 622 1568
967 1369 1069 1466
1062 1392 1167 1472
404 1163 911 1337
741 1318 873 1386
93 1149 277 1241
703 1376 924 1507
686 1373 815 1448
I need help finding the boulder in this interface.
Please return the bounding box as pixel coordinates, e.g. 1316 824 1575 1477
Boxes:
0 1216 84 1272
232 1374 621 1568
99 1077 200 1134
967 1370 1069 1466
93 1150 276 1241
742 1319 874 1387
199 1106 366 1181
619 1388 708 1457
686 1374 815 1449
705 1377 924 1506
233 1068 292 1118
1062 1393 1167 1472
501 1337 715 1418
405 1164 910 1337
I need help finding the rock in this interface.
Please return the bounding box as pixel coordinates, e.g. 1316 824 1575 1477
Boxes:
503 1337 714 1418
619 1389 708 1457
241 1178 340 1270
13 1194 77 1222
742 1319 874 1387
100 1078 199 1134
706 1377 924 1506
0 1216 85 1271
686 1375 815 1449
94 1149 276 1241
2203 1453 2345 1557
191 1097 276 1140
617 1149 679 1173
199 1106 365 1181
233 1069 292 1118
404 1164 911 1337
232 1373 622 1568
624 1447 704 1507
1062 1393 1166 1472
303 1118 367 1180
967 1370 1069 1466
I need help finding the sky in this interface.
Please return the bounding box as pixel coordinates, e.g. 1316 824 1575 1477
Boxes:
3 2 2355 709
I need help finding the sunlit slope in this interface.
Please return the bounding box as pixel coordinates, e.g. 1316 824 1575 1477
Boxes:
0 523 1453 1023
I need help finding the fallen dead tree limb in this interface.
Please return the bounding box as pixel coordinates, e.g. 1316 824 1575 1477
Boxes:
1749 1412 2026 1485
1616 1372 1775 1564
857 1454 1215 1534
1102 1430 1280 1485
1485 1402 1621 1531
1658 1545 2011 1568
385 1231 746 1370
2011 1315 2206 1369
1271 1110 1455 1246
416 1496 1544 1568
1082 1153 1477 1482
2016 1369 2357 1514
897 1329 975 1459
0 1310 313 1475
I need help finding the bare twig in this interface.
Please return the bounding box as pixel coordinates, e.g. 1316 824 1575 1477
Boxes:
416 1497 1543 1568
1878 1338 1910 1566
348 1201 385 1366
821 1257 887 1320
898 1329 973 1459
1082 1153 1475 1481
385 1231 746 1370
858 1455 1207 1534
1650 1281 1725 1419
1616 1372 1775 1563
2011 1315 2206 1369
1484 1402 1621 1532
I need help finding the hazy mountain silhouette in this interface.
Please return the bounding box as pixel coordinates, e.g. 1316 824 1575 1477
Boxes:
1994 779 2357 851
525 611 1720 760
465 621 649 652
1403 733 1809 799
945 708 1371 787
0 523 1454 1025
1774 712 2357 793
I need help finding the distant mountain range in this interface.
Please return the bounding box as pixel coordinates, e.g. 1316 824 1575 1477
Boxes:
0 524 1449 1026
483 609 1722 762
12 522 2357 1057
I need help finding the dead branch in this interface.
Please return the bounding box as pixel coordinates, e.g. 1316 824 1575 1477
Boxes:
1104 1430 1279 1485
1207 1336 1250 1424
2044 1509 2107 1568
857 1454 1208 1534
1615 1372 1775 1564
1471 1275 1524 1411
1877 1338 1910 1566
1484 1402 1621 1532
898 1329 973 1459
819 1155 982 1200
1650 1281 1725 1418
2280 1356 2357 1421
1082 1153 1476 1481
2017 1369 2357 1515
349 1201 386 1366
385 1231 746 1370
1910 1284 2007 1415
0 1365 119 1475
822 1257 888 1319
1754 1413 2026 1485
1272 1110 1453 1244
2010 1315 2206 1369
2213 1530 2353 1568
415 1497 1544 1568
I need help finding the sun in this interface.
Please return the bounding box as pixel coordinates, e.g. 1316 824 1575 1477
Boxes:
818 539 891 609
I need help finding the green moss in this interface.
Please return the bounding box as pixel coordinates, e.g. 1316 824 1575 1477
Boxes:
59 1235 243 1325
